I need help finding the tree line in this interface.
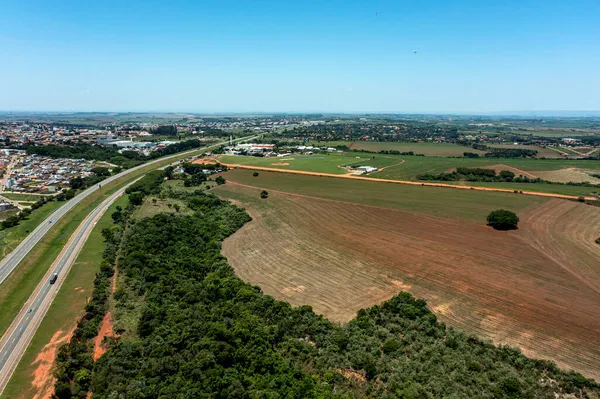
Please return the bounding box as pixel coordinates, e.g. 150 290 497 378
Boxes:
25 138 204 169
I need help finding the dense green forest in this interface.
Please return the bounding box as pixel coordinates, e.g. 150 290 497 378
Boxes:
55 178 600 398
25 138 204 168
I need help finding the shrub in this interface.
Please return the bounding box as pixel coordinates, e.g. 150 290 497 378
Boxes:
215 176 226 185
253 172 259 177
260 190 269 199
596 237 600 244
577 196 585 202
487 209 519 230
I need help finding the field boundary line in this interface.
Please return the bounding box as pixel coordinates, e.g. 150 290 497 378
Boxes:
220 163 598 201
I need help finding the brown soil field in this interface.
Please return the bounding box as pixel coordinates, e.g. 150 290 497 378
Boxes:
271 162 290 166
29 328 74 399
215 183 600 381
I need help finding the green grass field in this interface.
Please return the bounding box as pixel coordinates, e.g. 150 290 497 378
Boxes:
0 201 64 258
218 154 600 197
220 153 401 174
2 194 129 399
218 169 548 222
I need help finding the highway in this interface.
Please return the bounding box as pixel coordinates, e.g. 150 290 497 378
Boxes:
0 134 258 286
0 184 133 395
0 134 259 396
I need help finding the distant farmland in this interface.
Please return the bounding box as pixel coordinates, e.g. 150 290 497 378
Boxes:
219 154 600 197
347 141 485 157
213 169 600 381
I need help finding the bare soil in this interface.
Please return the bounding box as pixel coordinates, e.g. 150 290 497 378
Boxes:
29 328 74 399
93 312 114 361
534 168 600 184
218 185 600 381
270 162 290 166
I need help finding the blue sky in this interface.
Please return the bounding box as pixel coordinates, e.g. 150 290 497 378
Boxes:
1 0 599 113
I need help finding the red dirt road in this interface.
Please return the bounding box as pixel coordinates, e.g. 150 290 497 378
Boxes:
220 163 598 201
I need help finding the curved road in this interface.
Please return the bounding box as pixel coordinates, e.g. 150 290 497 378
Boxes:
0 134 258 286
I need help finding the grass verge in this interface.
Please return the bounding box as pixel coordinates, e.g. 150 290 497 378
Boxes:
1 194 129 399
0 202 64 258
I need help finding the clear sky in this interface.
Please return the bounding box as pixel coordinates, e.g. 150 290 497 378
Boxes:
1 0 599 113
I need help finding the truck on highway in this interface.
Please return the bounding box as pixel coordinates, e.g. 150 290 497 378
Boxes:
49 273 58 284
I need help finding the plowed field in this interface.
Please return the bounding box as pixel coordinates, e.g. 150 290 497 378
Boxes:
214 179 600 381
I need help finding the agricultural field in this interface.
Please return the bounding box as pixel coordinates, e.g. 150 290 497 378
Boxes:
212 169 600 380
485 144 564 158
219 154 600 197
219 153 402 175
346 141 485 157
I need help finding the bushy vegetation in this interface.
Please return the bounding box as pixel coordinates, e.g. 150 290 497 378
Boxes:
25 138 204 169
487 209 520 230
50 181 599 398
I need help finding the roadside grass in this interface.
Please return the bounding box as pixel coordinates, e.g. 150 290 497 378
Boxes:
1 193 51 202
1 194 129 399
219 169 547 222
0 145 215 339
0 201 64 258
17 202 36 207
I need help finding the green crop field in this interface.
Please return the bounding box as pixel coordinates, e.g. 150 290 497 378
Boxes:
219 154 600 198
485 144 564 158
219 153 401 174
219 169 548 222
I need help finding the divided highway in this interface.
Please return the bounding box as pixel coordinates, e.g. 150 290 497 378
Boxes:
0 134 258 285
0 184 134 395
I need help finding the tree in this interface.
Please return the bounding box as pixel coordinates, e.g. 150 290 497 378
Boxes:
164 166 175 180
91 166 111 176
215 176 226 185
173 204 181 212
499 170 515 181
260 190 269 199
487 209 519 230
253 172 259 177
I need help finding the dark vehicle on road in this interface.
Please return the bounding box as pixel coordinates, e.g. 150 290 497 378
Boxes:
49 273 58 284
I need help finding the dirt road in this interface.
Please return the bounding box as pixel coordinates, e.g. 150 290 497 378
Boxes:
220 163 598 201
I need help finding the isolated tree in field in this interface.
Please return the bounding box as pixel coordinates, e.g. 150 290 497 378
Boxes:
260 190 269 199
253 172 259 177
487 209 519 230
215 176 226 185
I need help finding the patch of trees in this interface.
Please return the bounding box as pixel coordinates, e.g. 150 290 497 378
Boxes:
463 152 480 158
81 188 598 398
54 207 125 399
418 167 526 183
150 125 177 136
25 139 204 169
487 209 520 230
125 170 166 205
484 148 538 158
